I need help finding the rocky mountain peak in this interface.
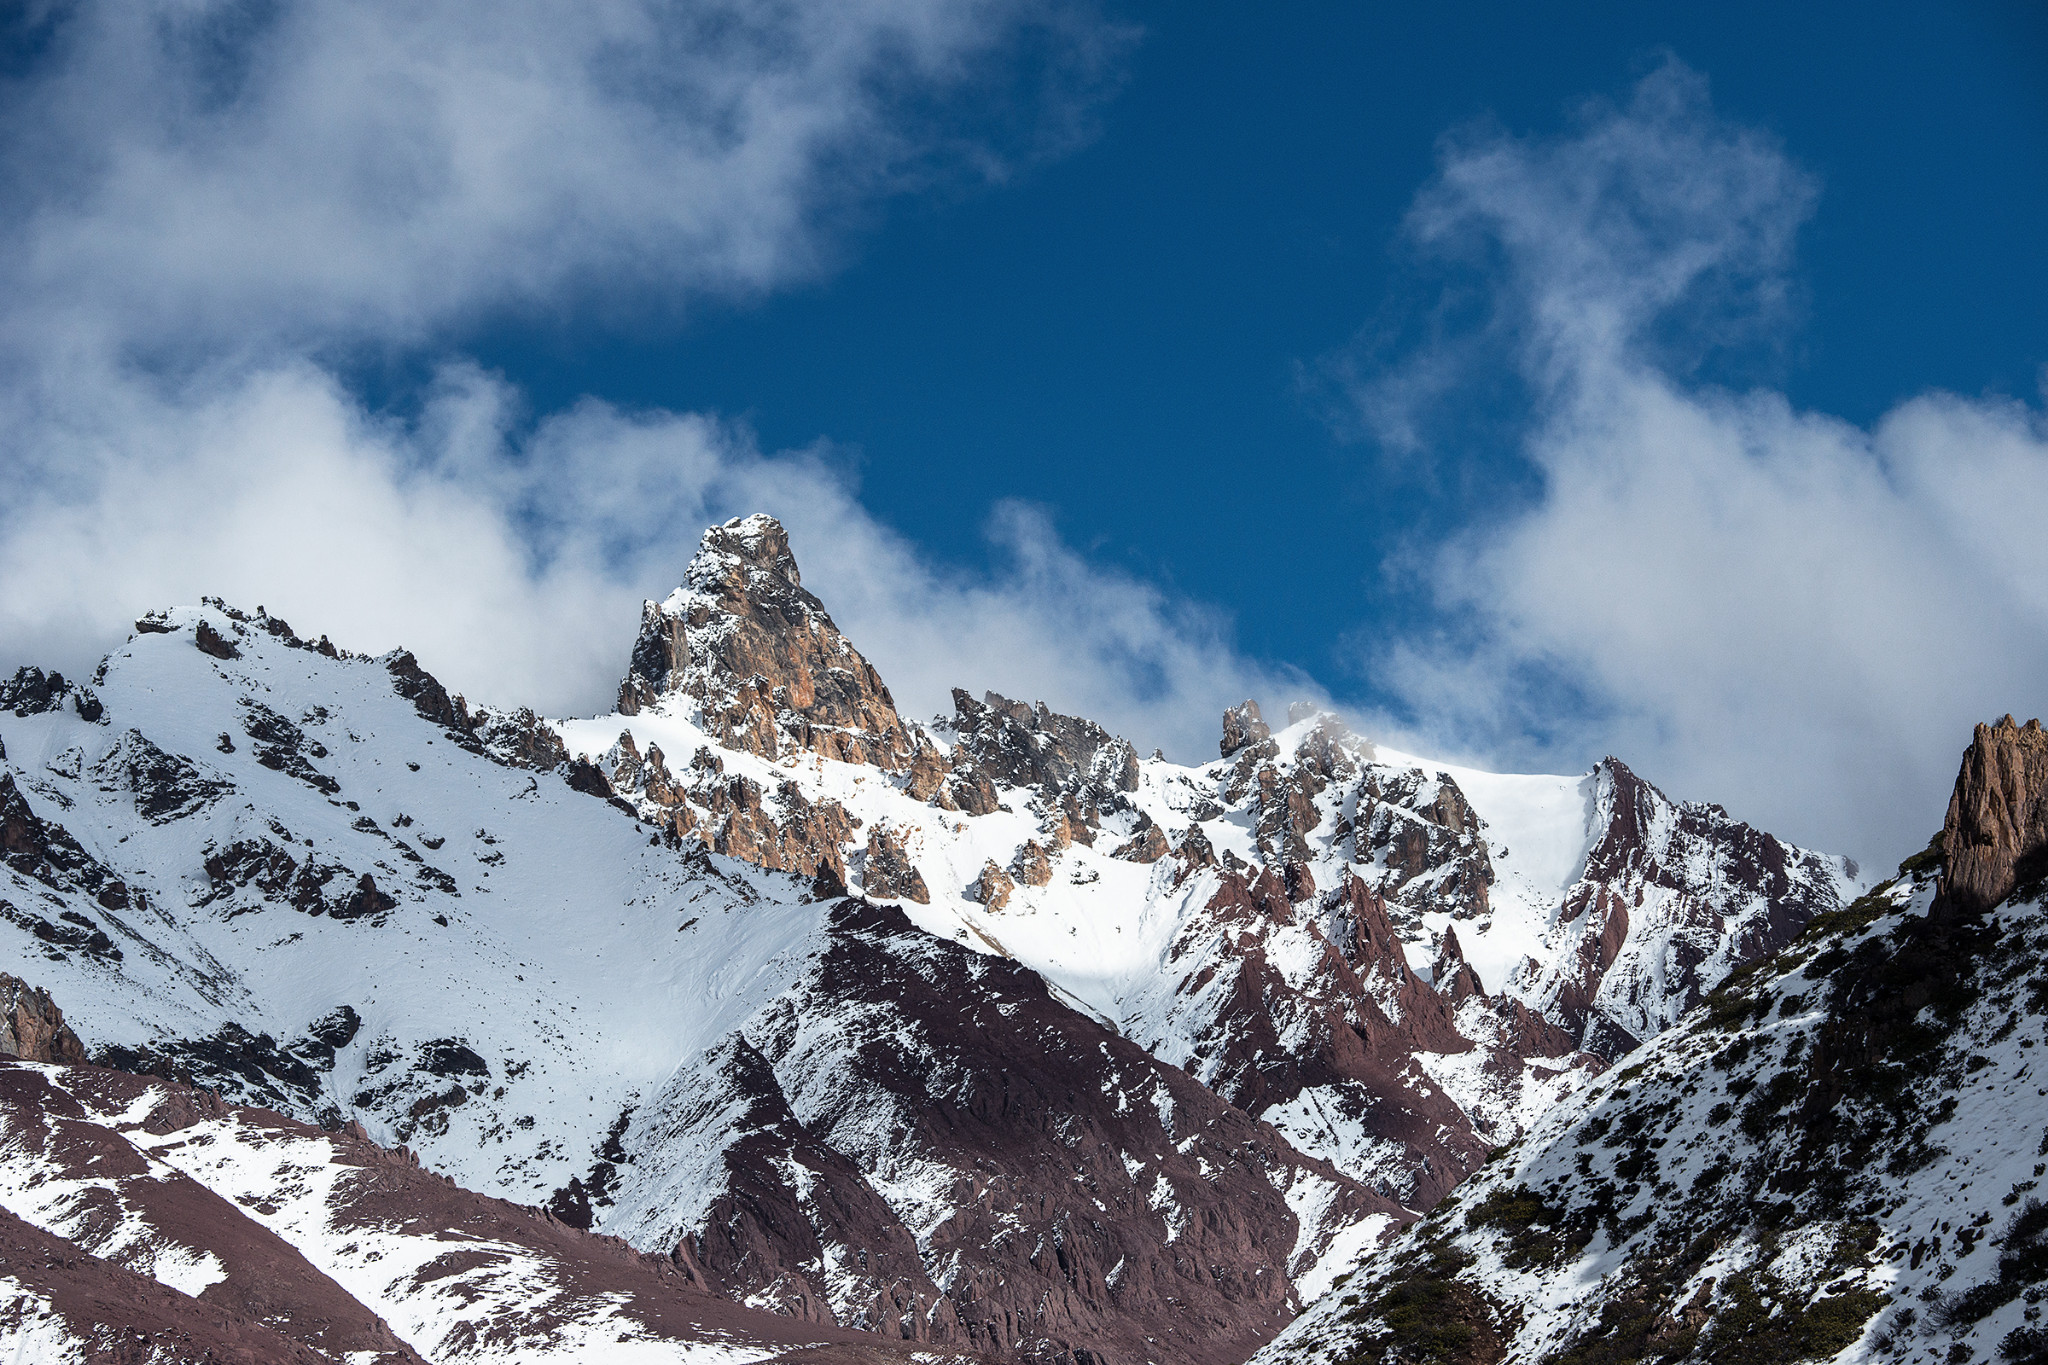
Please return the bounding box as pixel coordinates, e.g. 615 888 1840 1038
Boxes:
615 514 916 772
1221 698 1271 757
692 511 803 588
1943 713 2048 916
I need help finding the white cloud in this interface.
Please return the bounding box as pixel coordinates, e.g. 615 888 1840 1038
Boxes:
0 356 1302 760
0 1 1309 759
1343 60 2048 863
0 0 1126 357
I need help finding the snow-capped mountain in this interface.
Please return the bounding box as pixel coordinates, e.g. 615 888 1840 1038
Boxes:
1250 714 2048 1365
0 513 1859 1364
574 515 1857 1206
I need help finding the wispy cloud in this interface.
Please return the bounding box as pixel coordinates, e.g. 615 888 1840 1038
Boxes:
1329 59 2048 862
0 0 1127 357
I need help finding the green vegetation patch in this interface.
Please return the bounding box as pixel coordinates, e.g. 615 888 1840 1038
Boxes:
1704 1270 1887 1364
1464 1185 1593 1270
1338 1240 1497 1365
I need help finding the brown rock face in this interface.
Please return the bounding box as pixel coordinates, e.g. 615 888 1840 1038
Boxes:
1220 699 1271 757
1943 715 2048 917
862 825 931 904
1010 840 1054 887
695 774 857 882
616 516 917 772
1111 820 1170 864
0 973 86 1063
968 860 1015 912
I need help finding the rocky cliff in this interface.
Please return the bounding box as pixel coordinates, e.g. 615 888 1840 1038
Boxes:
1254 715 2048 1365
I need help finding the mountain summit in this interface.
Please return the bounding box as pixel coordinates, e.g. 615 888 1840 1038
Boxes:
0 514 1869 1364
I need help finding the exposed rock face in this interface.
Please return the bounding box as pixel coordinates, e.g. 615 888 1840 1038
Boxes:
1942 714 2048 917
861 824 930 903
655 1034 961 1341
1221 699 1271 757
0 974 86 1063
0 1202 348 1365
968 859 1015 912
616 516 917 771
948 688 1141 801
634 899 1401 1365
695 774 856 882
1111 819 1169 863
1349 763 1492 921
1 665 102 723
1156 864 1516 1207
1526 758 1847 1058
1010 839 1053 887
1 770 119 897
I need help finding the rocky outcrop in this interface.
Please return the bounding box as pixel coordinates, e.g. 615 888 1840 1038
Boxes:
948 689 1141 802
1111 818 1169 863
1010 839 1053 887
0 665 102 723
861 825 930 904
967 859 1015 912
1167 866 1505 1206
1529 757 1846 1057
0 974 86 1063
1349 763 1491 922
695 775 856 882
616 516 917 772
1221 700 1271 758
1942 715 2048 917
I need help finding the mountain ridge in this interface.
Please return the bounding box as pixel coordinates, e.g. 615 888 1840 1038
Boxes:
0 512 1864 1364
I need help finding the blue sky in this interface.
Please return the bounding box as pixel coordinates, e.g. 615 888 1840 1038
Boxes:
456 0 2046 671
0 1 2043 861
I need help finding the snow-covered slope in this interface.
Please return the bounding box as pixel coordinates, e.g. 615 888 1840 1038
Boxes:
1251 715 2048 1365
0 512 1864 1365
0 596 1384 1363
0 1050 978 1364
570 516 1858 1211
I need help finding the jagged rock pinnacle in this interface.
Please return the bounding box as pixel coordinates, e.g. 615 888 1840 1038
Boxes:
615 515 917 772
1943 714 2048 917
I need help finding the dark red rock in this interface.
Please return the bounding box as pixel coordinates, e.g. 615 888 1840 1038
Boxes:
0 1205 342 1364
1 1057 982 1364
734 898 1401 1365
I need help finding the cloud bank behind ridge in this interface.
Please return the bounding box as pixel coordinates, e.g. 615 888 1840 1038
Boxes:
1333 61 2048 863
0 12 2038 866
